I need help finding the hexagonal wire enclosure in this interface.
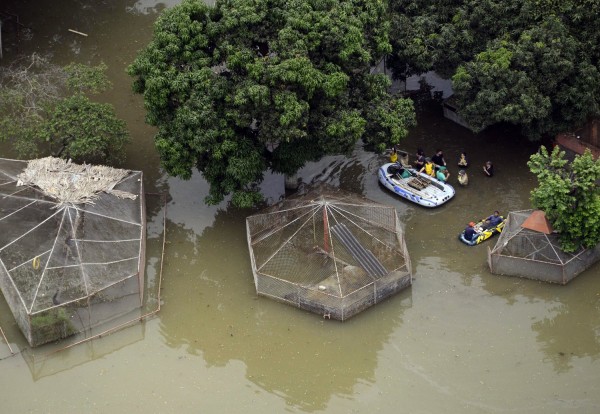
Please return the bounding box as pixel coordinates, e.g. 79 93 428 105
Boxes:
488 209 600 284
0 157 146 347
246 185 412 320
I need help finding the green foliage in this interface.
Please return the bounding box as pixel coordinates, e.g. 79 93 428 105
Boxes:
388 0 600 139
129 0 415 207
41 95 130 165
30 307 72 328
452 16 600 139
31 307 77 345
64 62 112 94
528 146 600 252
0 54 65 148
0 55 129 165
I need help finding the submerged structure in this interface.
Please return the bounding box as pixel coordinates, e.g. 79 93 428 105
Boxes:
246 185 412 320
0 157 146 346
488 210 600 284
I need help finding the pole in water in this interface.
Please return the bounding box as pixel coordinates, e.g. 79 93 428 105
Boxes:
323 205 330 252
68 28 88 37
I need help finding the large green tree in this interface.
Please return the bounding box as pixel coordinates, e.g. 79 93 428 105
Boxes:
452 16 600 139
0 54 129 165
388 0 600 139
128 0 415 207
528 146 600 252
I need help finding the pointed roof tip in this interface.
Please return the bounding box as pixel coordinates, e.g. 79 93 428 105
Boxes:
521 210 554 234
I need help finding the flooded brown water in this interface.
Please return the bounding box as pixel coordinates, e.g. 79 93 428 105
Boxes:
1 1 600 413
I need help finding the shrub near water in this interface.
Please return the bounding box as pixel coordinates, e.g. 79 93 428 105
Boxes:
528 146 600 252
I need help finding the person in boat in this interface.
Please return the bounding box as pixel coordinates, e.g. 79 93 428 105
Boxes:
398 150 410 166
458 152 469 168
390 147 398 163
464 222 479 242
483 160 494 177
431 149 446 168
395 166 412 180
457 169 469 186
482 211 503 229
420 157 435 177
436 167 450 182
414 148 426 170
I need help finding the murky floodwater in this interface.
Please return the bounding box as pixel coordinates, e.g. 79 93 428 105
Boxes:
1 2 600 413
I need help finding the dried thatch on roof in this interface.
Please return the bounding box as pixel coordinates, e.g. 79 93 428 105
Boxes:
0 157 147 347
16 157 137 205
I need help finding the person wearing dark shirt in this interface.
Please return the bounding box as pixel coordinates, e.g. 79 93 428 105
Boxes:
464 222 478 242
483 161 494 177
458 152 468 168
431 149 446 168
482 211 503 229
414 148 426 170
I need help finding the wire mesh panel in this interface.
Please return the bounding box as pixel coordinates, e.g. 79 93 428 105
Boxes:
489 210 600 284
0 158 145 346
247 184 412 320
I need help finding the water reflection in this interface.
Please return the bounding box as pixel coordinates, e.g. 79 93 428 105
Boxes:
126 0 175 15
21 322 146 381
456 248 600 375
533 283 600 373
158 205 412 410
2 1 600 411
126 0 213 17
0 192 166 380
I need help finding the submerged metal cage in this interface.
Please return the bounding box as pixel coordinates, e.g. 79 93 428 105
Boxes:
0 157 146 346
246 185 412 320
488 210 600 284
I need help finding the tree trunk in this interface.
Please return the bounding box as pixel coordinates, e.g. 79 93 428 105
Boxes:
284 173 300 190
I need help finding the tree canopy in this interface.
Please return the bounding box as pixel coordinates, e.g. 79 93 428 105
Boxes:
388 0 600 139
528 146 600 252
0 54 129 165
128 0 415 207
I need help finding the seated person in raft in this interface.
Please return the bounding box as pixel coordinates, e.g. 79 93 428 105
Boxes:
395 166 412 180
420 157 436 177
482 211 503 229
414 148 426 170
464 221 480 241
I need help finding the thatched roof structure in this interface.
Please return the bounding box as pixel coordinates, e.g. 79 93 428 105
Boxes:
16 157 137 205
0 157 146 347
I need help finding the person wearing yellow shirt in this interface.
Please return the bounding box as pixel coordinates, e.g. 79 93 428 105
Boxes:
390 148 398 163
457 169 469 186
420 157 435 177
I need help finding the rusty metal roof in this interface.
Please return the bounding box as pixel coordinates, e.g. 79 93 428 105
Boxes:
521 210 553 234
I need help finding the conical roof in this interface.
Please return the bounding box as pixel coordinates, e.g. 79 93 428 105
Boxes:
0 157 144 314
521 210 553 234
246 185 411 301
